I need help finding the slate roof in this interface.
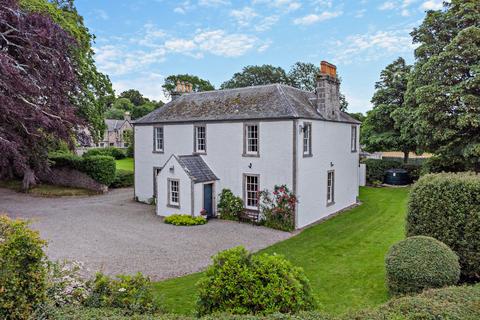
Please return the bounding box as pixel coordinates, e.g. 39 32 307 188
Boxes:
176 155 218 183
105 119 129 132
135 84 360 125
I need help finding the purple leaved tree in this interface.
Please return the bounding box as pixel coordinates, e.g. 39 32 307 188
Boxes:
0 0 83 190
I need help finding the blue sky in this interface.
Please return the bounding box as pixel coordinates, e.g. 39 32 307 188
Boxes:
76 0 444 114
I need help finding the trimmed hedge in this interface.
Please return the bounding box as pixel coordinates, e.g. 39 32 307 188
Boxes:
164 214 207 226
406 173 480 282
362 159 402 184
196 246 316 316
385 236 460 295
111 170 134 188
49 152 116 186
83 147 126 160
0 216 48 319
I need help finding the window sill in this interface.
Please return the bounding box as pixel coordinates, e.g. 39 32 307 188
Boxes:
244 207 259 212
351 150 358 153
303 153 313 158
167 204 180 209
153 150 164 154
193 151 207 155
327 201 335 207
242 153 260 158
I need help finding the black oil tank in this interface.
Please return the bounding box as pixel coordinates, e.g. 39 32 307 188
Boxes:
384 168 410 185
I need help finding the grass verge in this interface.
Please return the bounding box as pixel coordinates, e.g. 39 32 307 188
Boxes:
115 158 134 172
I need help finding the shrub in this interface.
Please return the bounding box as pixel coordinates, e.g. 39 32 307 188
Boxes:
196 246 316 316
406 173 480 282
420 155 466 175
83 147 126 160
217 189 244 221
46 260 90 307
111 170 134 188
259 185 297 231
362 159 402 184
164 214 207 226
85 272 159 314
0 215 48 319
82 156 116 186
385 236 460 296
49 151 84 171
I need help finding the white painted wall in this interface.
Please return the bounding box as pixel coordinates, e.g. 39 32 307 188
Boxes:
135 121 294 215
295 120 360 228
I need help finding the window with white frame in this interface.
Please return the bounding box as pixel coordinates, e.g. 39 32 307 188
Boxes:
244 174 259 209
327 171 335 204
154 127 164 152
351 125 357 152
168 179 179 207
195 125 206 153
245 124 259 155
303 123 312 156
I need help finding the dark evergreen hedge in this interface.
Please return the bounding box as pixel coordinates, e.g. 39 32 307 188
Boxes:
385 236 460 295
362 159 402 184
83 147 126 160
110 169 134 188
406 173 480 282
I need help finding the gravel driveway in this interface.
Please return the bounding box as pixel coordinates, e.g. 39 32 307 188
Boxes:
0 187 292 280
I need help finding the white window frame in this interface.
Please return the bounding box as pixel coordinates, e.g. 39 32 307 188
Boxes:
327 170 335 205
351 125 357 152
244 174 259 210
168 179 180 207
153 126 164 153
244 123 259 156
303 122 312 157
194 125 207 153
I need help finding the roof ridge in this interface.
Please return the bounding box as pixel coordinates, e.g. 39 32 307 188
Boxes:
276 84 299 118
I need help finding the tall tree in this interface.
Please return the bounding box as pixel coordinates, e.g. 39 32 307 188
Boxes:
119 89 147 106
288 62 318 91
398 0 480 170
220 65 290 89
20 0 114 142
0 0 82 189
362 57 416 163
163 74 214 98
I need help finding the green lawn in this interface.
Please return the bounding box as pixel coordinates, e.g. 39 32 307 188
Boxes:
152 187 410 316
115 158 134 172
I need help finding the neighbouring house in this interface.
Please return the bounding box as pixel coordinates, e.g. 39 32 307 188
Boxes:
96 112 133 148
134 61 361 229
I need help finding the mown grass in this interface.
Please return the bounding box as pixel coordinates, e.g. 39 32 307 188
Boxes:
0 180 97 197
151 187 410 316
115 158 134 172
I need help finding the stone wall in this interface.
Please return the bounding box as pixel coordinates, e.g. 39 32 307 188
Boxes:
38 168 108 193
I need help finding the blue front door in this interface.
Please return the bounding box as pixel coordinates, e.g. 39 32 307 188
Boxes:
203 184 214 218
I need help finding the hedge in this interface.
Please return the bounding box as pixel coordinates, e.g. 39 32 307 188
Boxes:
406 172 480 282
110 170 134 188
83 147 126 160
362 159 402 184
385 236 460 295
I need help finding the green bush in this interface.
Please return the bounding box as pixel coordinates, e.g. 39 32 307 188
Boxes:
46 260 90 307
111 170 134 188
85 272 159 315
49 151 84 171
0 215 48 319
420 155 466 175
196 246 316 316
82 156 116 186
401 164 421 182
217 189 244 221
83 147 126 160
385 236 460 296
406 173 480 282
259 185 297 232
362 159 402 184
164 214 207 226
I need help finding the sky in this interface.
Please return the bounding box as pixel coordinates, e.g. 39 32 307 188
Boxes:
75 0 445 114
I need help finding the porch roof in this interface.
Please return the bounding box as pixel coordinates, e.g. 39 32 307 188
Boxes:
176 155 218 183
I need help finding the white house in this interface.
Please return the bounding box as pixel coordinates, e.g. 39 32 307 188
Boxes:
133 61 360 229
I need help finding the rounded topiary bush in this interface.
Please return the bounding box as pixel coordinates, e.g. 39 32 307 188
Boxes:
82 155 116 186
385 236 460 296
196 246 316 316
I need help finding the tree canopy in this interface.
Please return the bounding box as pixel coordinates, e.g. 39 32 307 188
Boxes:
162 74 215 98
0 0 83 188
119 89 147 106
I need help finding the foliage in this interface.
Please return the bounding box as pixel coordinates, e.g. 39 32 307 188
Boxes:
82 156 116 186
164 214 207 226
420 155 466 175
163 74 215 98
217 189 244 221
361 58 416 163
196 246 316 316
20 0 114 143
259 185 297 231
221 65 291 89
361 159 402 184
397 0 480 171
385 236 460 296
105 108 127 120
0 0 83 190
111 170 134 188
131 102 158 120
124 131 134 158
49 152 85 171
119 89 147 106
0 215 48 319
85 272 160 315
347 112 365 122
83 147 126 160
406 172 480 282
112 98 135 112
46 260 91 307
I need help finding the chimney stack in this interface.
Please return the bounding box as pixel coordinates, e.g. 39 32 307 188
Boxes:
316 61 340 120
124 111 131 122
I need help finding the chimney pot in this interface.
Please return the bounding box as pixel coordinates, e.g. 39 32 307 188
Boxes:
320 61 337 78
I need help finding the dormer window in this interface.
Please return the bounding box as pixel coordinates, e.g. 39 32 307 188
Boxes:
244 123 259 157
194 125 206 154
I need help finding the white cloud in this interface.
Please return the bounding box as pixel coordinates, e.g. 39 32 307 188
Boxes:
112 72 168 102
230 7 258 27
330 29 416 64
134 24 166 47
194 30 259 57
198 0 229 7
174 0 194 14
293 11 342 25
253 0 302 12
355 9 366 18
255 15 280 32
421 0 444 10
379 1 396 10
